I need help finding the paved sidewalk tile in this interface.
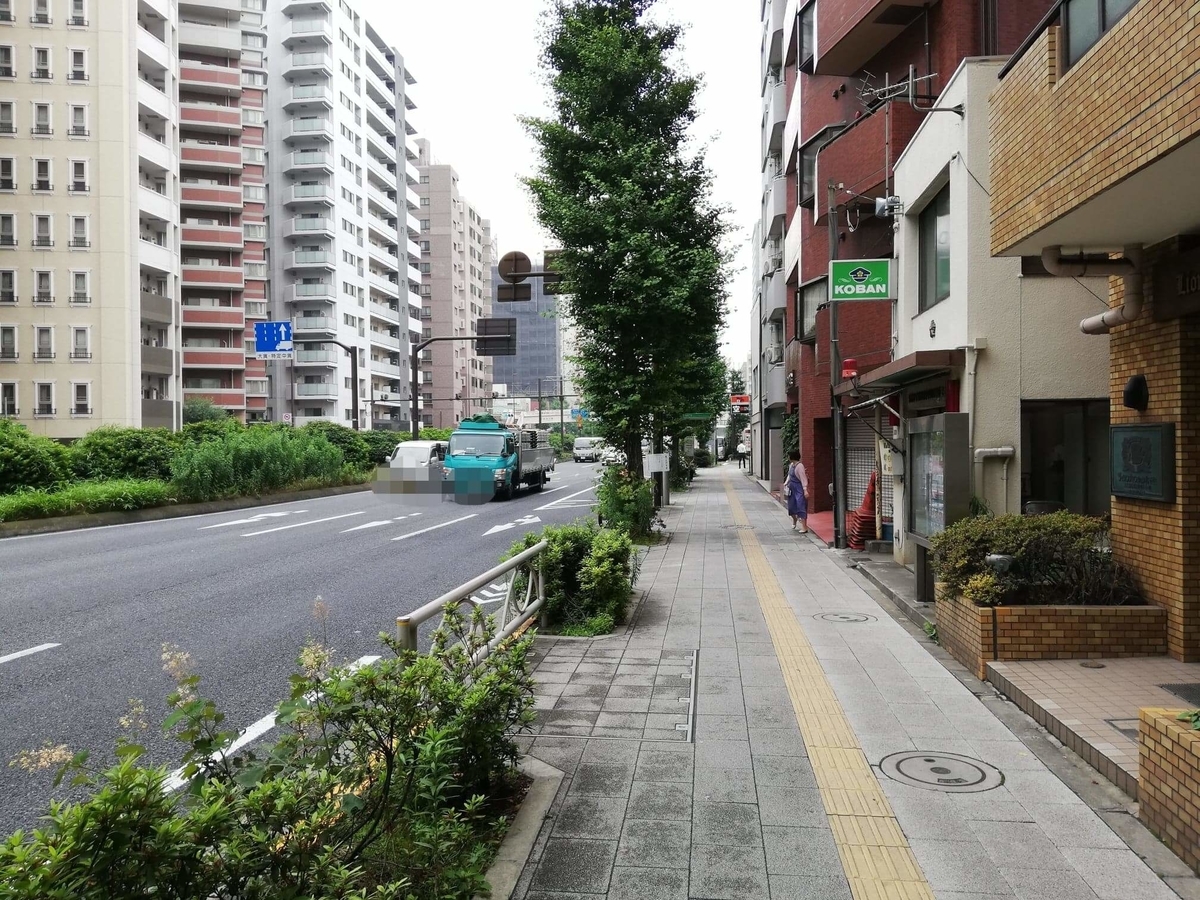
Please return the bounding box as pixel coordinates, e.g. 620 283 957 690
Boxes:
513 469 1180 900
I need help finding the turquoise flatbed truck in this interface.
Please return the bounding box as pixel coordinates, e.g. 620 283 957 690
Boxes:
444 418 556 500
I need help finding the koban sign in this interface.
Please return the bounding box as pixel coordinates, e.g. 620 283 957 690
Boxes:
829 259 896 301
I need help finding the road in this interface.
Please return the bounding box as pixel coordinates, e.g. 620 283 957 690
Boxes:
0 460 599 831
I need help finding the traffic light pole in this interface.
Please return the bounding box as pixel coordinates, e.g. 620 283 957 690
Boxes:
322 339 359 431
410 334 513 439
828 180 847 549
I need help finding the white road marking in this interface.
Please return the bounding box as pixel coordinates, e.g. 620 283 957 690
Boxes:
166 654 381 792
341 520 392 533
242 511 364 536
483 515 541 537
538 484 570 495
0 642 60 665
199 511 307 530
536 485 596 511
391 513 478 541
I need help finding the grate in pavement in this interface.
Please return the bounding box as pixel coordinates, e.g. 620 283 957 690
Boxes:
1160 683 1200 707
1106 717 1140 741
879 751 1004 793
814 612 877 623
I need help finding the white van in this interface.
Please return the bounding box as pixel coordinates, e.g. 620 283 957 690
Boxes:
573 436 604 462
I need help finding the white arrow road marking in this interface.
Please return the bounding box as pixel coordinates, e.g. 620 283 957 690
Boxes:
341 520 392 533
536 486 596 511
0 643 60 665
166 654 381 793
242 511 364 536
538 484 570 496
391 513 477 542
200 511 307 530
483 515 541 537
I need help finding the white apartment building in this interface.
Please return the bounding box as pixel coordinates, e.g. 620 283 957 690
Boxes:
264 0 421 431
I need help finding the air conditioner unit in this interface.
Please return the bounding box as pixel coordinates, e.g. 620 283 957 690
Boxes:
767 344 783 364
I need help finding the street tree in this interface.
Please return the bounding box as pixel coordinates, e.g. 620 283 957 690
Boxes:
524 0 730 477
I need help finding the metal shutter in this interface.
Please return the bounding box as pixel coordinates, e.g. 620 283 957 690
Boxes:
845 415 893 519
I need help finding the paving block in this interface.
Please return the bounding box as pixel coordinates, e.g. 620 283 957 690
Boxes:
762 825 844 877
626 780 692 822
607 866 689 900
906 838 1013 895
552 795 627 840
571 762 635 798
695 714 750 741
692 801 763 846
759 786 828 828
695 739 753 770
694 766 759 804
768 874 854 900
634 748 694 783
689 843 770 900
748 726 808 757
616 818 691 868
530 838 617 894
967 820 1075 873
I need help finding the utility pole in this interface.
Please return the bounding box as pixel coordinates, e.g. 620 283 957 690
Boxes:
828 180 847 549
559 375 565 441
321 339 359 430
410 329 515 439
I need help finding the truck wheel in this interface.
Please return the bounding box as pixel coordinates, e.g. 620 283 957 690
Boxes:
532 471 546 492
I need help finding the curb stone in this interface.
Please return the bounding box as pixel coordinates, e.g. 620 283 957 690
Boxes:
478 756 564 900
0 483 371 539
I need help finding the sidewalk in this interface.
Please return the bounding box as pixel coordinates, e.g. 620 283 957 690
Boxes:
512 467 1183 900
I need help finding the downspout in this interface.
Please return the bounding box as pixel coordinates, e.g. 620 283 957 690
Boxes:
924 4 933 89
974 446 1015 514
1038 245 1144 334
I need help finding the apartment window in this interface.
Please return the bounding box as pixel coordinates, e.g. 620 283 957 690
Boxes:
420 219 430 230
419 174 430 184
0 382 14 416
422 370 432 383
70 270 87 303
69 159 86 192
0 324 13 359
70 327 88 359
244 261 266 278
420 240 429 251
918 184 951 313
32 158 49 191
421 305 431 318
0 1 11 24
69 216 88 248
1064 0 1139 68
242 70 266 87
32 102 49 135
798 1 815 73
419 262 430 273
33 269 51 303
798 278 824 342
0 269 12 303
0 157 11 191
0 46 12 79
243 184 266 201
0 102 12 135
242 107 264 126
33 324 52 358
243 222 266 241
68 49 86 81
419 196 429 207
69 0 86 27
32 47 49 79
71 381 89 415
0 215 12 247
34 381 52 415
31 0 49 25
33 214 51 248
69 105 86 136
242 32 265 49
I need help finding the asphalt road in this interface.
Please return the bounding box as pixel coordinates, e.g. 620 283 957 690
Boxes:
0 461 600 831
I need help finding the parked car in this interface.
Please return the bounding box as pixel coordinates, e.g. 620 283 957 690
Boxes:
574 436 605 463
380 440 448 498
600 446 626 467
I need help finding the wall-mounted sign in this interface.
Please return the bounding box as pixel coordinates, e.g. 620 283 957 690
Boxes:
730 394 750 413
828 258 896 302
1153 245 1200 320
1110 423 1175 503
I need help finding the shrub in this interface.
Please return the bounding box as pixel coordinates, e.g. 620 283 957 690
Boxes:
596 467 655 538
179 417 243 445
693 447 713 468
0 421 71 494
171 427 343 502
182 397 228 424
579 527 636 624
301 420 372 469
931 511 1141 607
0 479 174 522
361 429 404 466
560 614 615 637
68 427 179 482
418 427 453 442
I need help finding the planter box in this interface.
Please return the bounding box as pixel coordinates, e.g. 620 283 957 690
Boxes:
1139 708 1200 875
935 589 1166 680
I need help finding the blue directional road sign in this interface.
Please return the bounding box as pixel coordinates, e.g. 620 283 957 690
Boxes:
254 320 294 360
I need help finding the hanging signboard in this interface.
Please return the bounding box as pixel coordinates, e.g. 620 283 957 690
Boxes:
828 259 896 302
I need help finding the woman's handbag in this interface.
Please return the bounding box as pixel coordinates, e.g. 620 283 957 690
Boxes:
782 465 792 499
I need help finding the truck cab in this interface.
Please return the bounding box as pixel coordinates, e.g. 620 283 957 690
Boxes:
444 418 555 500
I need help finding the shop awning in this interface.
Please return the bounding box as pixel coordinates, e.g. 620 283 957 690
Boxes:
834 350 965 397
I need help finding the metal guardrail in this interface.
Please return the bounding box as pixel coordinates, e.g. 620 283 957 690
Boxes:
396 540 548 664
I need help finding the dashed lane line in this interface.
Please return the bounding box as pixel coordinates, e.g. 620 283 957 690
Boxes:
241 511 364 536
0 643 60 665
535 485 596 511
391 513 478 542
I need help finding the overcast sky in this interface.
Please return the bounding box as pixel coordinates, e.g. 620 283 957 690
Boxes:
366 0 761 366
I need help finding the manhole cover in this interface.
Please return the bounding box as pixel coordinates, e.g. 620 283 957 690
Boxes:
1080 661 1106 669
815 613 877 623
1161 683 1200 706
879 751 1003 793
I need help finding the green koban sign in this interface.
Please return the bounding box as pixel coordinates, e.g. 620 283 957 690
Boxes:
829 259 895 301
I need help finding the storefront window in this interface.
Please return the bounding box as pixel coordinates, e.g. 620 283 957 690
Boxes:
919 185 951 312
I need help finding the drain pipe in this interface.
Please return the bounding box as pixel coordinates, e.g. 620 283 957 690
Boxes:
1039 245 1143 334
974 446 1015 514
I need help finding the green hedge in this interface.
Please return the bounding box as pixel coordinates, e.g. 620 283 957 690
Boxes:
930 511 1142 607
171 427 345 502
596 467 656 538
69 427 179 482
0 421 71 494
0 479 175 522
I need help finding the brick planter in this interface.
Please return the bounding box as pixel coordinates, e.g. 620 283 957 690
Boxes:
935 590 1167 680
1139 708 1200 875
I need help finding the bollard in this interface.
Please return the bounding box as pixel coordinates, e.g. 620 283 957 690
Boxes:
396 615 419 652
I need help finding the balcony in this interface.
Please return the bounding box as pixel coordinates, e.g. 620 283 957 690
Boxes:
286 282 336 303
283 0 332 10
285 51 333 77
138 132 174 172
285 216 335 240
366 104 397 140
370 300 400 323
284 149 333 174
140 291 174 324
295 382 338 398
815 106 921 211
285 116 334 143
765 0 785 69
763 269 787 320
179 21 241 55
181 305 245 327
368 220 399 250
181 224 243 249
180 142 242 172
762 177 787 238
294 349 337 367
137 25 171 72
367 183 398 216
137 79 172 121
138 237 175 274
814 0 925 76
991 12 1200 258
762 79 786 157
366 155 397 191
284 16 333 46
369 270 400 297
180 103 242 135
184 389 246 409
141 344 175 375
142 398 176 428
284 82 334 110
181 264 245 289
765 361 787 408
293 315 337 334
138 185 175 222
285 250 335 271
181 184 242 209
179 63 241 96
182 348 246 369
284 182 334 206
372 359 403 379
369 330 401 350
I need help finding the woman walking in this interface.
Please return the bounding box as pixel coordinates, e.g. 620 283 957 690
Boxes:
785 450 809 533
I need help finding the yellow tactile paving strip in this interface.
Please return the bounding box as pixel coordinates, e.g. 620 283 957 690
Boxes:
724 477 935 900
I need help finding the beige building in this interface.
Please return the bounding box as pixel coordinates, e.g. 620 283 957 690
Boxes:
0 0 181 436
415 138 494 428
